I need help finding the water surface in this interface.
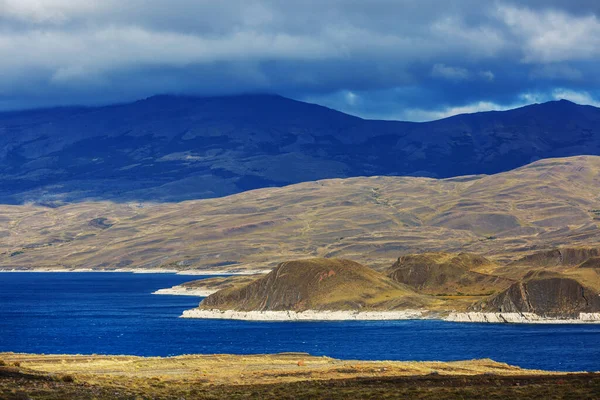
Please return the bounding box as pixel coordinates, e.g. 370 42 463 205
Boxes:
1 273 599 372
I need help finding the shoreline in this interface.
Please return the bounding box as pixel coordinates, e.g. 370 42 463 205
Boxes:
153 287 216 297
181 308 427 321
181 309 600 324
0 268 270 276
445 312 600 324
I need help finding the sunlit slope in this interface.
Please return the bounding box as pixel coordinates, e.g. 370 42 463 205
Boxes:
199 258 431 311
387 253 514 296
2 156 600 271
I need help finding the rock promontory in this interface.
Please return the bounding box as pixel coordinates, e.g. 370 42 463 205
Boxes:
471 271 600 318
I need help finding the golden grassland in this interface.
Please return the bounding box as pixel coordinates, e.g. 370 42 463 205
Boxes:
4 353 599 400
1 353 549 385
2 156 600 273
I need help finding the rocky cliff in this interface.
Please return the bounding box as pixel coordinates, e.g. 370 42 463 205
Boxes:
471 271 600 317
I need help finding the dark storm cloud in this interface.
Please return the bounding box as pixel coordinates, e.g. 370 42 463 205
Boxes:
0 0 599 120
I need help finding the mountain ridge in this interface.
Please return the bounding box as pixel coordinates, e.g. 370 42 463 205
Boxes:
2 94 600 204
2 155 600 273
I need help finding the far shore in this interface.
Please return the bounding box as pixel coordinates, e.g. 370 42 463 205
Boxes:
153 287 217 297
0 268 271 275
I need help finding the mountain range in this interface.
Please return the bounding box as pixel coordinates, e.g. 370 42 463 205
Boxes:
2 95 600 204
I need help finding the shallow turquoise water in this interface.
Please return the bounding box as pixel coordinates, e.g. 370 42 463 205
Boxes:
1 272 599 372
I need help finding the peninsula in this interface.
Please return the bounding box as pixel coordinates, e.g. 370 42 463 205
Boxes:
182 254 600 323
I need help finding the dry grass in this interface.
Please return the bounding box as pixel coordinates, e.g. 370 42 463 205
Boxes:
2 353 598 400
201 258 435 311
0 352 554 386
1 156 600 273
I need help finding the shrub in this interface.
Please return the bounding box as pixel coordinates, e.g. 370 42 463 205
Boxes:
61 375 75 383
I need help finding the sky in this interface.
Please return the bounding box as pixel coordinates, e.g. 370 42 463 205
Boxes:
1 0 600 121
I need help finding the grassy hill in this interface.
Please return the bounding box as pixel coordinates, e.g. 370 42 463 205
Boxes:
386 253 513 296
507 247 600 268
2 156 600 272
193 254 600 316
199 258 432 311
179 276 259 291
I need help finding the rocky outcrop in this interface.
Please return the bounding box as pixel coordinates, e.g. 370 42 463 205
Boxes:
471 271 600 318
578 257 600 269
509 248 600 267
387 252 511 295
199 258 429 312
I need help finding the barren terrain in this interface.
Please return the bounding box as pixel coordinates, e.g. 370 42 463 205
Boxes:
2 156 600 272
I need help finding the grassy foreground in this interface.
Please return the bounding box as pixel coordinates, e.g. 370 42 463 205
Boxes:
1 353 599 399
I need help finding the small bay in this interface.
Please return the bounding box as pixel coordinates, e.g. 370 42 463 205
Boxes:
1 272 599 372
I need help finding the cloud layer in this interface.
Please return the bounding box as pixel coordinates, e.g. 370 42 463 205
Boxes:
0 0 599 120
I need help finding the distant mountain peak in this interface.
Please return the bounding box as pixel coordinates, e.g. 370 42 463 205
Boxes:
139 92 285 103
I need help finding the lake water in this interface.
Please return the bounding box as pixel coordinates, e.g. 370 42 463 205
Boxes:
1 272 599 372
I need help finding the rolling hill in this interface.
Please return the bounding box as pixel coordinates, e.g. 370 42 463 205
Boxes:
2 156 600 272
2 95 600 204
199 258 431 312
386 253 513 296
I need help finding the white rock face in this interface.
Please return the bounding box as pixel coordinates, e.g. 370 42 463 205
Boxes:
181 309 424 321
445 312 600 324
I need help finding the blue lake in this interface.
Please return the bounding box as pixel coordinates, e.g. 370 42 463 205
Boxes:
1 272 599 372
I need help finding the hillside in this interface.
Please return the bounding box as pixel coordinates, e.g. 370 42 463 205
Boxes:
199 258 431 311
2 95 600 204
2 156 600 272
471 271 600 317
387 253 513 296
154 275 260 296
508 247 600 268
